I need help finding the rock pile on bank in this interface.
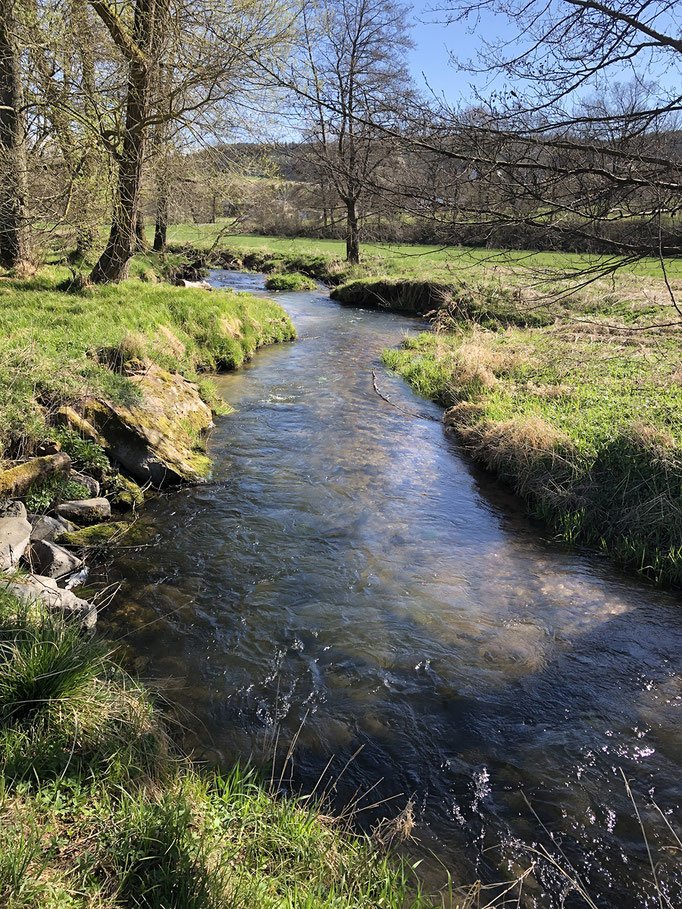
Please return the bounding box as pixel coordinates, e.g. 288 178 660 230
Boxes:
0 362 216 629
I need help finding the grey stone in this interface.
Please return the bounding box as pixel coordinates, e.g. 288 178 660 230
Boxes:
29 514 75 543
0 514 32 571
55 498 111 524
70 470 100 497
27 539 83 579
3 574 96 629
0 499 27 520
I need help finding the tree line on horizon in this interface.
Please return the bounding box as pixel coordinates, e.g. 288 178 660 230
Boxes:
1 0 681 281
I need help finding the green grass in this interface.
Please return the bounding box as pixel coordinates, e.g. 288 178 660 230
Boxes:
162 225 682 281
0 595 433 908
165 230 682 329
265 272 318 292
0 266 295 459
383 325 682 585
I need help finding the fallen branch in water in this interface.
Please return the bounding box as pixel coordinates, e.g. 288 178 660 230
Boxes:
371 369 442 422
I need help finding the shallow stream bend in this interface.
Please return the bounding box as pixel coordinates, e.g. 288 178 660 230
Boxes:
99 272 682 907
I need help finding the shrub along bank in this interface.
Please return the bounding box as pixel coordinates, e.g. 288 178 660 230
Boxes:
0 593 430 908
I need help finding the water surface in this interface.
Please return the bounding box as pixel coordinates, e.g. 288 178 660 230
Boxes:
99 272 682 907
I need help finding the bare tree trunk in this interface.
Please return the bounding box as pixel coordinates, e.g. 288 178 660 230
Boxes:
90 64 148 281
134 209 147 250
0 0 31 273
153 172 168 251
346 199 360 264
320 177 329 230
90 0 159 283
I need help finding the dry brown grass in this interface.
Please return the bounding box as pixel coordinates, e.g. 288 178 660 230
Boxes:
445 412 577 505
219 315 243 340
157 325 186 358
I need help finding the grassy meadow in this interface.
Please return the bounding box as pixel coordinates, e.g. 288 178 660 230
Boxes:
165 223 682 281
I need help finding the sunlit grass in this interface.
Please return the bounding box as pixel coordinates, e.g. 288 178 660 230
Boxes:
163 225 682 280
0 265 295 458
0 596 433 908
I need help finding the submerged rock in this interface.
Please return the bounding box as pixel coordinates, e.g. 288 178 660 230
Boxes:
3 574 96 629
56 497 112 524
59 364 213 486
27 538 83 579
0 513 32 571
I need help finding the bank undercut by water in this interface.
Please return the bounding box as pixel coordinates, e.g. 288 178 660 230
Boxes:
383 325 682 586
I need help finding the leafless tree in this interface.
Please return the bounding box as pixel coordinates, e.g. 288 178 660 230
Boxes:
408 0 682 283
76 0 294 282
291 0 414 263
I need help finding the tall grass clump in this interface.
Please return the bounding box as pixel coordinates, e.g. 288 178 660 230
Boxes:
265 272 317 292
0 593 162 782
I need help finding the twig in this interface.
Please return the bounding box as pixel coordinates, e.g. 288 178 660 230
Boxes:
371 369 441 422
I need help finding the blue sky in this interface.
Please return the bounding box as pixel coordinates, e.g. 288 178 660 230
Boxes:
407 0 495 101
406 0 681 105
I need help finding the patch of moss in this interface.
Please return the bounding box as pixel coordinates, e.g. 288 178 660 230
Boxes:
57 521 134 547
110 475 145 509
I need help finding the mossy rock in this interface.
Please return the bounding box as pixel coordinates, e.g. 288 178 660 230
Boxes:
57 521 133 547
80 364 214 486
110 475 146 509
0 453 72 499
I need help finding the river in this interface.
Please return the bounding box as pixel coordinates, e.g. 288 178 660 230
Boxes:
99 272 682 907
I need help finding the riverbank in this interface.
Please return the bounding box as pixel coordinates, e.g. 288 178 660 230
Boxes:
0 594 429 907
0 264 295 621
384 324 682 585
0 266 433 906
166 232 682 586
0 266 295 460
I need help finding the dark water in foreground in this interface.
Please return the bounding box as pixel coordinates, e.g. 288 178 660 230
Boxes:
99 272 682 906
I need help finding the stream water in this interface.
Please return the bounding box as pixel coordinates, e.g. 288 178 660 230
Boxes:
99 272 682 907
